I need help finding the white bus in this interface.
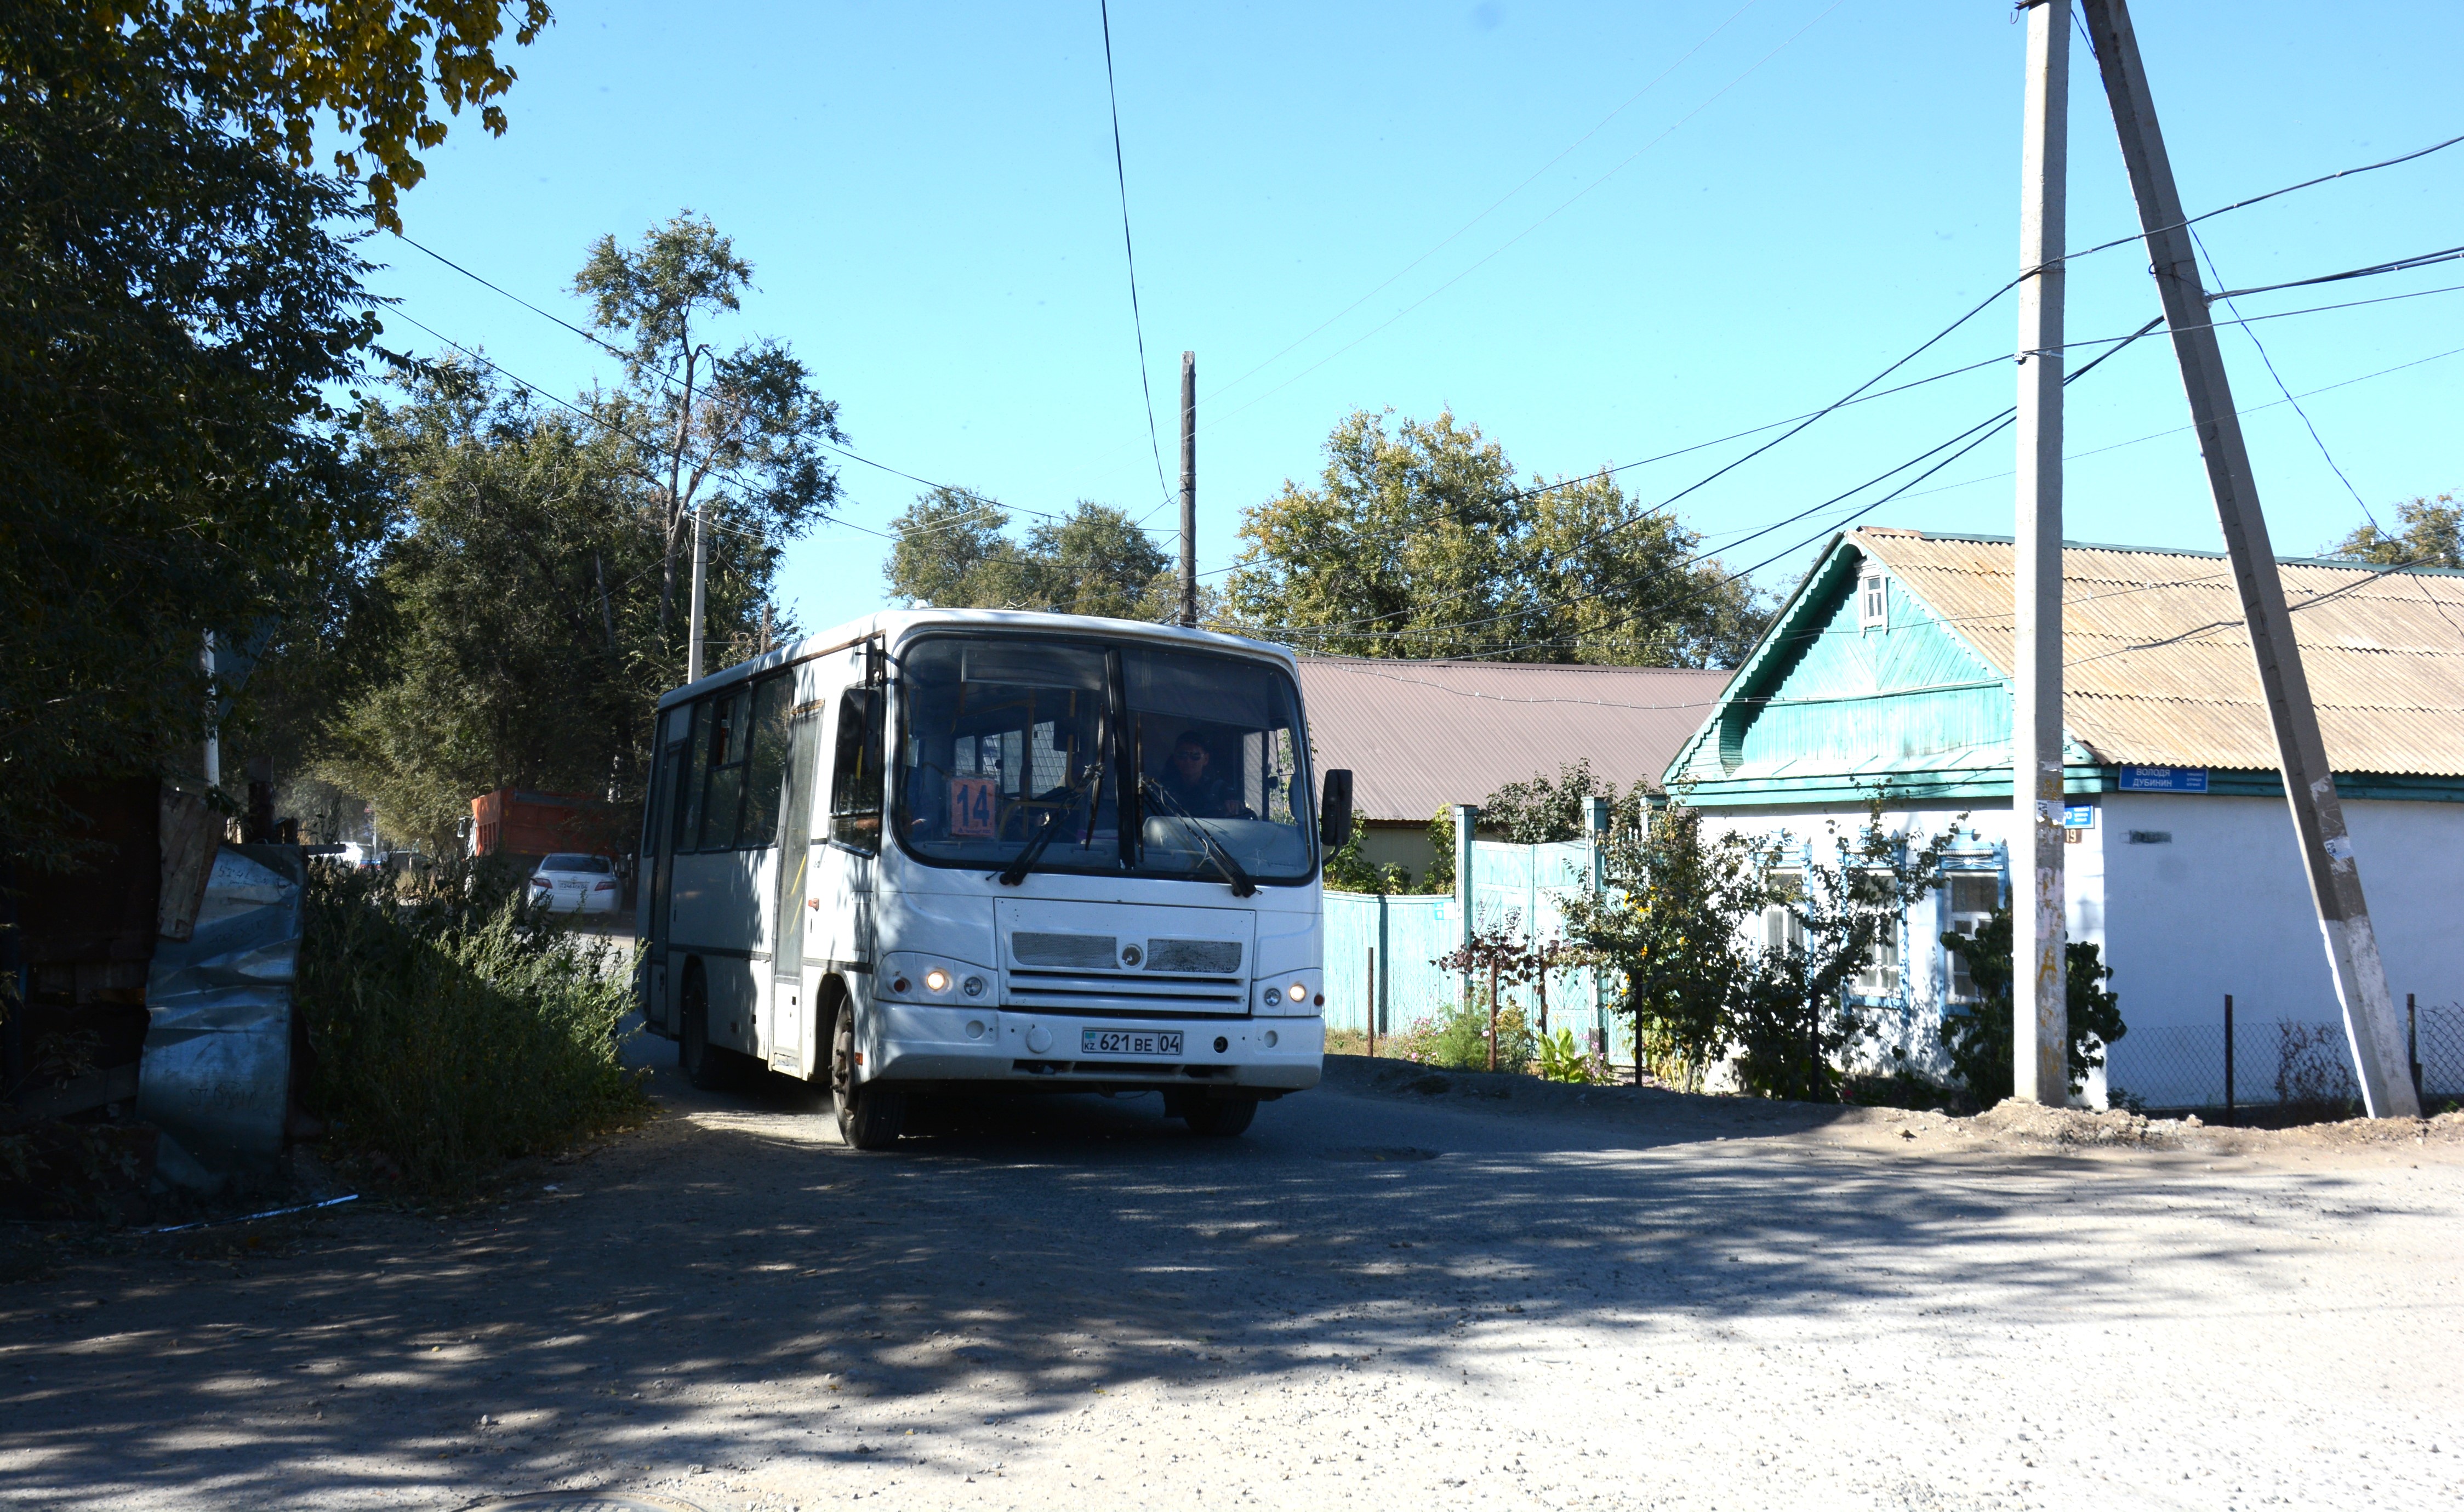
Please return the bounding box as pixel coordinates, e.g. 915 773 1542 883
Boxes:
635 610 1352 1147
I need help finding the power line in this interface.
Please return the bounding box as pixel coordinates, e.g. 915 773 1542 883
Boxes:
1194 138 2464 630
1235 316 2167 652
1195 0 1769 412
1096 0 1174 517
390 230 1023 515
2192 227 2380 533
380 309 1000 553
1853 339 2464 510
1195 0 1851 442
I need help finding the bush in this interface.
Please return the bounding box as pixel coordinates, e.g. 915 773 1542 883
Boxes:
1395 994 1536 1073
1535 1027 1606 1084
1938 908 2127 1103
296 861 648 1198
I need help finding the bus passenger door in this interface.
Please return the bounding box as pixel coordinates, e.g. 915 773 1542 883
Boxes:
768 706 822 1073
817 685 885 977
643 705 690 1034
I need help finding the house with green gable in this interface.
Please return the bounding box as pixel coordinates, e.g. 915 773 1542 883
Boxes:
1661 527 2464 1107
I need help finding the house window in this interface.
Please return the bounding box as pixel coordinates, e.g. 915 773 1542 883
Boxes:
1850 870 1902 998
1944 873 2000 1001
1763 869 1805 954
1858 571 1888 630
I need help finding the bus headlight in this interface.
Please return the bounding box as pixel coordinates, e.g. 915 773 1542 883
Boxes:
1288 979 1309 1004
879 952 995 1005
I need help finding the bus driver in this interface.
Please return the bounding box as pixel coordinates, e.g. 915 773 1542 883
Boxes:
1156 730 1249 819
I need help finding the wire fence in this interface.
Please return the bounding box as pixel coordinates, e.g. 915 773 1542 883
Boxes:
2104 1001 2464 1113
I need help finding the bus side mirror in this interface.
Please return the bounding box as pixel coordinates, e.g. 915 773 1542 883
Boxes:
1319 769 1354 850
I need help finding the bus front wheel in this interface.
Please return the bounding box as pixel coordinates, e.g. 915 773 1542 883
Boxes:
830 1004 905 1150
1174 1093 1259 1138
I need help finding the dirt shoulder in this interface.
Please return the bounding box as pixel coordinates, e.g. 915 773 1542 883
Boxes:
1320 1051 2464 1163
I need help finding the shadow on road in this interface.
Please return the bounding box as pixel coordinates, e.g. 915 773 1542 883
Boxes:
0 1026 2385 1509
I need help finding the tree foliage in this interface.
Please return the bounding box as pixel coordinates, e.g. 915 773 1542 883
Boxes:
313 359 782 852
1478 758 1646 843
1 15 381 862
575 212 843 656
1937 908 2126 1103
13 2 552 231
1564 798 1965 1101
883 487 1184 621
1225 410 1768 667
1559 804 1767 1090
2330 492 2461 570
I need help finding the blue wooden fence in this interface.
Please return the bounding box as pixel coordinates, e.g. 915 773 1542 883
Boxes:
1325 837 1624 1052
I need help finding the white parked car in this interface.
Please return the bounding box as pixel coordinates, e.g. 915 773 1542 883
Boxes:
531 853 620 916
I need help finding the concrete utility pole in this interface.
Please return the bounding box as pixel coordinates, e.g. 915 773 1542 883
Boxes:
686 499 709 685
2080 0 2419 1117
1179 350 1199 628
2011 0 2069 1104
201 632 220 788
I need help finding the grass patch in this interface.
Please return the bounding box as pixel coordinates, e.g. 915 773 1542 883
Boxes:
295 861 648 1199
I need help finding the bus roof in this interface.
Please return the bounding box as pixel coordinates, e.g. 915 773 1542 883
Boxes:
654 609 1299 710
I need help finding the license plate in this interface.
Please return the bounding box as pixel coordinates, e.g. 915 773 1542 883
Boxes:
1081 1028 1184 1058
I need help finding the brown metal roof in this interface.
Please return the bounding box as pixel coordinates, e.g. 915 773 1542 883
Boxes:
1855 530 2464 775
1293 657 1734 823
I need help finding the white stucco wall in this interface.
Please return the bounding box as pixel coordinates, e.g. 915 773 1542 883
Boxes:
2094 791 2464 1107
1692 790 2464 1109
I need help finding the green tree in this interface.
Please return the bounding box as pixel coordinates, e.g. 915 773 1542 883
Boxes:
2330 492 2461 570
23 1 552 230
1937 909 2127 1104
884 492 1183 621
315 359 780 852
1478 759 1645 843
1224 409 1768 666
575 212 843 656
1 16 383 864
1560 803 1768 1090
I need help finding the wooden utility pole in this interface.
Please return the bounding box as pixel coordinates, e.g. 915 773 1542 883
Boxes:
2080 0 2419 1117
1179 350 1198 628
2012 0 2069 1104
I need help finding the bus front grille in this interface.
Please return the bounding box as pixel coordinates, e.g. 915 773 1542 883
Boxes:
1003 968 1246 1014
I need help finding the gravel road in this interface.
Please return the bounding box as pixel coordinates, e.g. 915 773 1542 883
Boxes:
4 1027 2460 1512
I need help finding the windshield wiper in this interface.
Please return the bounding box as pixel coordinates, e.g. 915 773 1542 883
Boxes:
995 761 1102 887
1140 778 1258 897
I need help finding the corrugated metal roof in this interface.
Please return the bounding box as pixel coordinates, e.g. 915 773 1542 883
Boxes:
1856 530 2464 775
1293 658 1733 822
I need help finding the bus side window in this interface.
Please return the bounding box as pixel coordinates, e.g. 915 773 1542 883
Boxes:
676 699 714 851
698 686 751 850
830 686 884 852
739 674 793 847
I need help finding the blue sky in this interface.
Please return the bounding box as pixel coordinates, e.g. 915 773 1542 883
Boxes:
366 0 2464 644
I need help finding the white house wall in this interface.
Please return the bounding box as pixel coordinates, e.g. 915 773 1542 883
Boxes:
2096 791 2464 1107
1691 791 2464 1109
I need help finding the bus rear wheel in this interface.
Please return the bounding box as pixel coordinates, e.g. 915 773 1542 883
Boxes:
831 1004 905 1150
1176 1093 1259 1138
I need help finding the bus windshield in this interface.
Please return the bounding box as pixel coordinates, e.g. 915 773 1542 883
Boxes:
892 634 1316 884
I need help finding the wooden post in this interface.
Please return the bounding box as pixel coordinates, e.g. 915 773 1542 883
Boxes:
1178 351 1197 628
2224 993 2235 1122
1453 803 1478 1012
2012 0 2070 1104
2410 993 2422 1102
1486 959 1500 1072
1366 945 1378 1059
2080 0 2419 1117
